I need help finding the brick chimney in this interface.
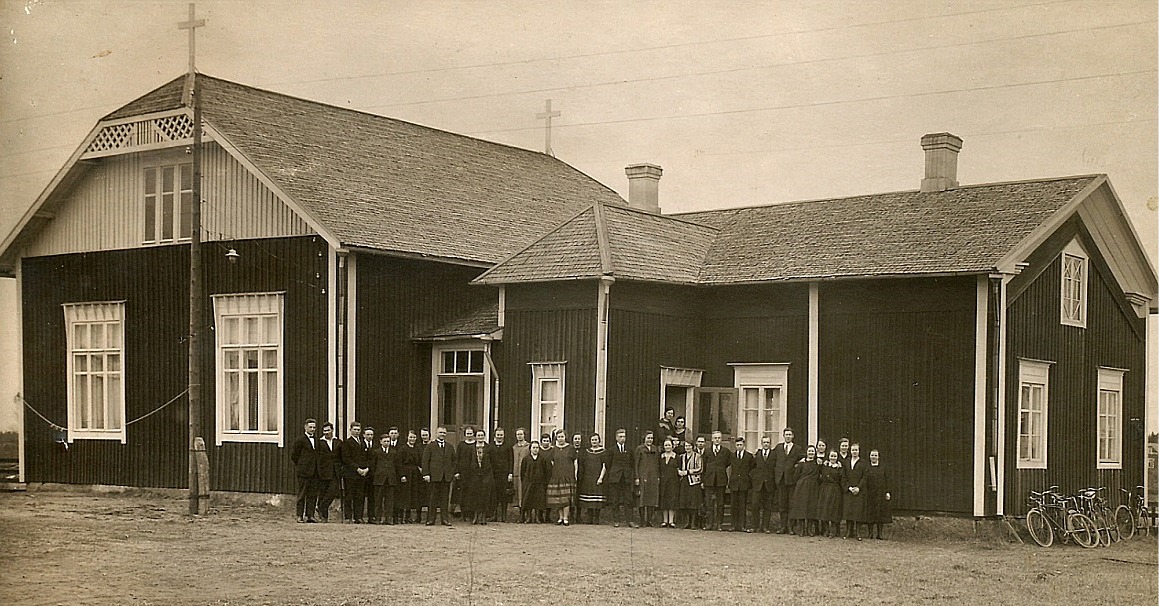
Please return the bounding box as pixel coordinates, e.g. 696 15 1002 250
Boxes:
625 163 662 214
920 133 963 193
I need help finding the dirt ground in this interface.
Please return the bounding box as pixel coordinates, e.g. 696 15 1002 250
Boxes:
0 490 1154 606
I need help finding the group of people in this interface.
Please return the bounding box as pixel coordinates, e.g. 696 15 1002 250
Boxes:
289 409 894 540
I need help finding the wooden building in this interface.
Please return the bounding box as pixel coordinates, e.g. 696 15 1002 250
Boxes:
1 76 1154 516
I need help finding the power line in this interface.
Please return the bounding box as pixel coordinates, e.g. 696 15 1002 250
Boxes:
464 69 1158 136
372 20 1153 110
262 0 1076 88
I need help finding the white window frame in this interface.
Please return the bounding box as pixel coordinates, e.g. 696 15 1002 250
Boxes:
730 363 789 445
1060 240 1088 328
213 292 285 446
64 301 127 443
143 161 194 244
1016 359 1051 469
430 343 492 438
530 362 566 441
1096 367 1125 469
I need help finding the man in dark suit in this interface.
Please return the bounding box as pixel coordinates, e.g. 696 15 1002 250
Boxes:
290 418 320 523
316 421 340 521
701 430 732 531
491 427 514 522
772 426 806 534
349 427 375 523
727 436 755 531
370 434 399 524
339 421 363 522
422 426 456 526
749 435 776 533
453 427 477 520
604 428 636 527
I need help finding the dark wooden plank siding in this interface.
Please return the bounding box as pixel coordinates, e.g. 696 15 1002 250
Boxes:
353 255 492 435
1005 225 1146 515
701 283 809 431
606 282 702 442
22 236 329 494
819 277 976 514
496 282 597 437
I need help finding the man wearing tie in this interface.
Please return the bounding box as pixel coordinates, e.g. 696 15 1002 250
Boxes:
316 421 340 521
728 436 755 531
290 418 320 523
604 429 636 527
339 421 363 522
701 430 732 531
422 426 457 526
772 427 806 534
749 435 776 533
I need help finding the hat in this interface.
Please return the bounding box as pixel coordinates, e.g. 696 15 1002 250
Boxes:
734 436 745 443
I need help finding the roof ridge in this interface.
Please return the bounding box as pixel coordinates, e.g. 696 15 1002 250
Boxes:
603 203 720 233
472 204 599 284
671 174 1102 217
593 202 615 276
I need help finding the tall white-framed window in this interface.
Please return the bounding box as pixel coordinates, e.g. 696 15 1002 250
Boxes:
530 362 565 441
730 363 789 445
64 301 126 443
143 162 193 244
1017 359 1051 469
1060 240 1087 328
1096 367 1125 469
213 293 284 446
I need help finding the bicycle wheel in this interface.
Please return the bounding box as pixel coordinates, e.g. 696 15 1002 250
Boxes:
1026 508 1054 547
1067 512 1097 548
1095 510 1113 546
1114 505 1135 540
1105 508 1122 543
1140 507 1153 537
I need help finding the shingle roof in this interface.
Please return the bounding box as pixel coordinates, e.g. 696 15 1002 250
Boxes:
473 204 717 284
476 176 1099 285
414 302 500 340
106 74 626 264
680 177 1097 283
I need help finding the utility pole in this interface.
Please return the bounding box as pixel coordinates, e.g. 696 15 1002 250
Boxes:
179 2 209 516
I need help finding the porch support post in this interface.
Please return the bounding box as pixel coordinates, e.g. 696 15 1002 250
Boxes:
973 275 989 517
594 276 614 439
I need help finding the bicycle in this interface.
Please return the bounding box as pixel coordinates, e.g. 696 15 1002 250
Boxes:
1116 485 1153 540
1025 487 1097 548
1077 487 1118 546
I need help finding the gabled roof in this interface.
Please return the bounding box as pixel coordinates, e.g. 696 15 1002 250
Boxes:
1 74 626 271
473 203 717 284
681 176 1099 283
475 175 1152 288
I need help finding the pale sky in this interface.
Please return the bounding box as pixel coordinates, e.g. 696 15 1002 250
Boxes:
0 0 1155 434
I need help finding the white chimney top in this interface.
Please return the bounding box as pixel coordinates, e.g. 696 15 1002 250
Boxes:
625 163 662 214
920 133 963 193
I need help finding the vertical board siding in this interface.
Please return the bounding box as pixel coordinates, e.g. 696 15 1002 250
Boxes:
497 283 597 437
606 282 702 443
1005 225 1146 515
818 277 976 514
701 283 810 434
22 236 328 493
353 255 492 435
26 144 313 258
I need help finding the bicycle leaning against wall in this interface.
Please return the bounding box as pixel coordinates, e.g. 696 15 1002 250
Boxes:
1115 485 1153 540
1025 487 1097 548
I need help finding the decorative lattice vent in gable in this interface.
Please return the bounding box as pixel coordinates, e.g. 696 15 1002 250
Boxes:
83 113 198 158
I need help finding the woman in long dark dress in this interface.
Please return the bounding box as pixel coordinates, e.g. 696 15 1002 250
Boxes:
814 439 828 468
865 448 893 540
577 434 607 524
788 445 820 536
816 450 843 538
657 438 680 527
463 440 496 525
677 441 703 529
545 429 577 525
397 430 421 523
635 431 660 527
842 442 869 540
519 441 551 523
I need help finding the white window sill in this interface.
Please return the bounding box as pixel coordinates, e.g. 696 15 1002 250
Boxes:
216 432 283 447
68 430 126 444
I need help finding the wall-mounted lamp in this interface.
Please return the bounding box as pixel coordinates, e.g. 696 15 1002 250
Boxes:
225 248 240 264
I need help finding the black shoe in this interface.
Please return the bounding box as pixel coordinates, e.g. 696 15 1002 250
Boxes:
426 520 435 526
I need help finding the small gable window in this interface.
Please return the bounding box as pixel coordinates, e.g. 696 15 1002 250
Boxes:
1060 241 1087 328
144 163 193 244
